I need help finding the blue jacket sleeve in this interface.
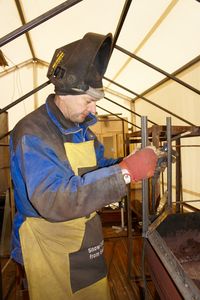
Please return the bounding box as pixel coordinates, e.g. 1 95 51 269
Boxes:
11 134 127 222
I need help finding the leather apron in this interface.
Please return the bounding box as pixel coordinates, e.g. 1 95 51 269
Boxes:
19 140 111 300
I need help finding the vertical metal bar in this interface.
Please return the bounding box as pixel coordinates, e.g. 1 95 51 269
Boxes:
141 117 149 299
122 120 126 156
166 117 172 207
175 138 181 213
127 189 133 278
141 116 149 237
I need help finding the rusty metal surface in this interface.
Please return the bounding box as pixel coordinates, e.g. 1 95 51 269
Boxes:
147 212 200 300
164 229 200 289
158 212 200 291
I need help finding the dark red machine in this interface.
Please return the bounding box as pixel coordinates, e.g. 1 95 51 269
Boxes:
146 211 200 299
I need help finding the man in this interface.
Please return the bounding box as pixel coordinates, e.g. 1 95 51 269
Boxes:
10 32 157 300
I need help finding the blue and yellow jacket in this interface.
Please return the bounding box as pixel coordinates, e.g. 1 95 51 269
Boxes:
9 94 127 264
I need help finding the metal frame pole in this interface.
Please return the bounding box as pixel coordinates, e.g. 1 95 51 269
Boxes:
0 0 83 47
141 116 149 237
166 117 172 208
115 45 200 96
0 80 50 115
104 77 196 127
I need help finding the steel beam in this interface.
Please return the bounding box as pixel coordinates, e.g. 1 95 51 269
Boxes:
0 0 83 47
115 44 200 96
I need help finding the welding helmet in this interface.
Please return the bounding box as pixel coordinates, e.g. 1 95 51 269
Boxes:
47 32 113 99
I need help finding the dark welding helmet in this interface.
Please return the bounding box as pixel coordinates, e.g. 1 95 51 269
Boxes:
47 32 113 99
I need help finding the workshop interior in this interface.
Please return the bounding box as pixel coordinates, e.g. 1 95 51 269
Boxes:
0 0 200 299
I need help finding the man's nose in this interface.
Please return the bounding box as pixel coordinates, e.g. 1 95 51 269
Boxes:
88 101 96 114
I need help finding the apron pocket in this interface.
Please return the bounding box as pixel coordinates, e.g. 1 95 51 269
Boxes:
69 214 107 293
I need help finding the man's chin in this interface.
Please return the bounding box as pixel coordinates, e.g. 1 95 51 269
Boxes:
80 114 88 121
74 115 87 123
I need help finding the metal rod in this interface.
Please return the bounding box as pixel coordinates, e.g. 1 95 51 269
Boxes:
0 0 83 47
112 0 132 53
96 104 140 129
172 144 200 148
0 80 51 114
104 96 157 125
174 200 200 203
122 120 126 156
1 258 12 273
0 81 138 130
104 76 197 127
127 190 133 278
175 138 181 213
132 54 200 102
141 116 149 237
0 59 33 78
115 44 200 96
166 117 172 207
15 0 36 59
171 130 193 141
182 203 200 212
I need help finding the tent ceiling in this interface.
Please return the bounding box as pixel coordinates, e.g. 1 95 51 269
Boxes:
0 0 200 96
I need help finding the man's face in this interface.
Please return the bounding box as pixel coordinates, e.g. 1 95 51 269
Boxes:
55 94 98 123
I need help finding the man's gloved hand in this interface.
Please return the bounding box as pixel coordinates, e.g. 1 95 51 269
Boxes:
119 147 158 182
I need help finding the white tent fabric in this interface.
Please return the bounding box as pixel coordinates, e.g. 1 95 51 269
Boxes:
0 0 200 207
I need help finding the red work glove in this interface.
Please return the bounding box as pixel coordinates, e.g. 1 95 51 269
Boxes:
119 147 158 182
